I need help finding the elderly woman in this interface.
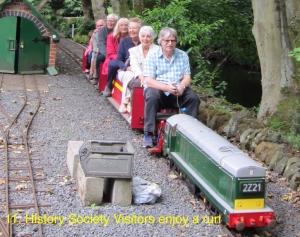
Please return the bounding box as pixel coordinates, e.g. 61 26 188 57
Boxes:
101 18 129 76
118 26 159 113
103 17 143 97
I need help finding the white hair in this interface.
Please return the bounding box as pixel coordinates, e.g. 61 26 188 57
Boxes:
139 26 155 40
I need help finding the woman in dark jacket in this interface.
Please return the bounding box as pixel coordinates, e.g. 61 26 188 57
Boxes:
103 18 142 97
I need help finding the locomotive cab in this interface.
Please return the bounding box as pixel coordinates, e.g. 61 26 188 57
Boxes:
163 122 177 156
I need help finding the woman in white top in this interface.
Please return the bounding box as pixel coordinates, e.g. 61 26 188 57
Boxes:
118 26 159 113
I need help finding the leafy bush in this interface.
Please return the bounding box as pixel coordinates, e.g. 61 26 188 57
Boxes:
286 131 300 152
73 18 95 36
138 0 224 96
266 119 288 131
57 0 83 17
187 0 259 67
73 34 89 45
289 48 300 62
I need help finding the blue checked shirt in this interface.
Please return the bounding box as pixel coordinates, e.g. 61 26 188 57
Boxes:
143 46 191 95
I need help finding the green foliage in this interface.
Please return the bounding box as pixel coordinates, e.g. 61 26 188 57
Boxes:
90 203 96 210
46 16 72 37
211 104 232 114
249 104 260 115
289 48 300 62
142 0 223 50
56 0 83 17
107 7 113 14
187 0 258 67
285 131 300 152
70 18 95 36
73 34 89 45
215 81 228 96
140 0 224 96
45 15 94 41
291 98 300 134
266 119 288 131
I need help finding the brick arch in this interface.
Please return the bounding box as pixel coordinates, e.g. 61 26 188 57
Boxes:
0 10 47 36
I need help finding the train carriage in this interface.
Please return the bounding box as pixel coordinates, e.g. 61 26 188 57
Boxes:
163 114 276 230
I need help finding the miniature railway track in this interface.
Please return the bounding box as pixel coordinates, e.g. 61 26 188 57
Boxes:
0 73 50 237
57 43 82 68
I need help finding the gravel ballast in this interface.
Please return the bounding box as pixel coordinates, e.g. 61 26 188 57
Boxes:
1 37 299 237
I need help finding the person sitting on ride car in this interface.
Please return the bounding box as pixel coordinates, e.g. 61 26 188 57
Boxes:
102 17 143 97
118 26 159 114
87 18 105 80
92 14 118 85
101 18 129 76
142 27 201 148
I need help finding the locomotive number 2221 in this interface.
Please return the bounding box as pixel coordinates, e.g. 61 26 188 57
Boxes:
241 183 263 193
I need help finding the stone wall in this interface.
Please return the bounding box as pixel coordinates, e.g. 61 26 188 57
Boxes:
198 102 300 191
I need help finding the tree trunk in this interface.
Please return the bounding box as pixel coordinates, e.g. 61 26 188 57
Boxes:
252 0 299 121
133 0 144 16
36 0 49 12
90 0 106 23
111 0 130 18
81 0 93 20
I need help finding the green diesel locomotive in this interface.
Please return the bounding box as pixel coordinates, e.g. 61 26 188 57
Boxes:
163 114 276 231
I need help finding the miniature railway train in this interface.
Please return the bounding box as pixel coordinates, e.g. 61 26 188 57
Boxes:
164 114 276 231
82 53 277 231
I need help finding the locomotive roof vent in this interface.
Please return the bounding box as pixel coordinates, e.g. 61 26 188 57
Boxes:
219 146 242 153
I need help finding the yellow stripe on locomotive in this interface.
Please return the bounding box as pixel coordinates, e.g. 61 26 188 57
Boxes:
234 198 264 210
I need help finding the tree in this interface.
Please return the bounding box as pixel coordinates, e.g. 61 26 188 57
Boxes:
111 0 130 17
251 0 300 131
81 0 93 20
91 0 106 22
36 0 49 12
133 0 144 16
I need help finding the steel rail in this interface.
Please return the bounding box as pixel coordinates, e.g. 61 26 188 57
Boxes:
0 74 44 237
22 74 43 237
57 44 82 68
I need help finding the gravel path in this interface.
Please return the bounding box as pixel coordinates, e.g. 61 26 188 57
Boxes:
27 39 226 237
1 37 299 237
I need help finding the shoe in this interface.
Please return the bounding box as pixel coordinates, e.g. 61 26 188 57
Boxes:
91 79 98 85
119 104 127 113
88 74 93 80
142 132 153 148
103 86 111 97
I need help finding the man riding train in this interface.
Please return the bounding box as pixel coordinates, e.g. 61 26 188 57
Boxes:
142 27 200 148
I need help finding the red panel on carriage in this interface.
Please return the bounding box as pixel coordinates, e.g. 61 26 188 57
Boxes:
98 63 106 93
131 87 144 129
111 79 123 103
82 49 87 72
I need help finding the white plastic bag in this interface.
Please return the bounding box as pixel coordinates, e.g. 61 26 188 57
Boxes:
132 176 161 204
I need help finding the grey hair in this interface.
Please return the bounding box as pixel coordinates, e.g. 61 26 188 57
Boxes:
129 17 143 29
157 27 177 45
139 26 155 40
107 13 119 22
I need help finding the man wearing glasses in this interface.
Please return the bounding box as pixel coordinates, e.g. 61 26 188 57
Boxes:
142 27 200 148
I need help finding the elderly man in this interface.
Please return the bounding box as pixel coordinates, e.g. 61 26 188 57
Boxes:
93 14 118 84
142 27 200 148
87 18 105 80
